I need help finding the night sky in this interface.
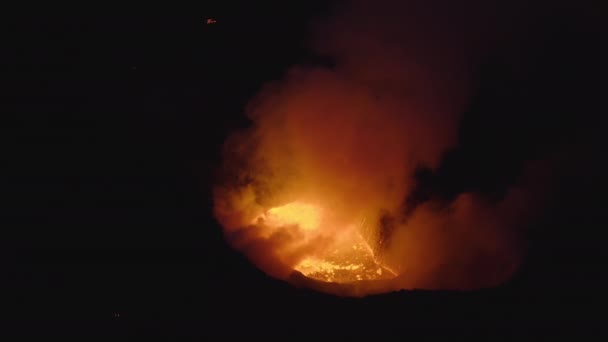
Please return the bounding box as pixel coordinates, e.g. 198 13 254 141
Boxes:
2 1 608 338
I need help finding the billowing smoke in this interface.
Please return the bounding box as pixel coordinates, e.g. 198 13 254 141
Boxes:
213 0 547 296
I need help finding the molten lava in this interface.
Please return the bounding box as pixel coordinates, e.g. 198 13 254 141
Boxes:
253 201 396 284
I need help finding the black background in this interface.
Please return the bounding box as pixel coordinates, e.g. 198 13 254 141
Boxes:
2 1 607 338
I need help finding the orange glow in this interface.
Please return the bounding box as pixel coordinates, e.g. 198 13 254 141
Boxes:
213 0 529 296
293 228 398 283
262 202 321 231
251 201 396 283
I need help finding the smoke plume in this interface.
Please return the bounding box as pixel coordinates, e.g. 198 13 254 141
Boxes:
213 0 548 296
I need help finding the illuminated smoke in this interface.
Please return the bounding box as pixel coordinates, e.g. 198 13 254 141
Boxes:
213 0 542 296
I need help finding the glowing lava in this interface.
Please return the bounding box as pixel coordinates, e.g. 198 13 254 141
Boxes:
253 201 396 283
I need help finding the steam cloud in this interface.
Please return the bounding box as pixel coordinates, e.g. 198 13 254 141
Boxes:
214 0 549 296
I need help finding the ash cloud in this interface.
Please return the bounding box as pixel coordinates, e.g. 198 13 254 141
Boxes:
213 0 566 295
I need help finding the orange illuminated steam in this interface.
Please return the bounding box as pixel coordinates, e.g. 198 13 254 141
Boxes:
213 0 532 296
262 202 321 232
